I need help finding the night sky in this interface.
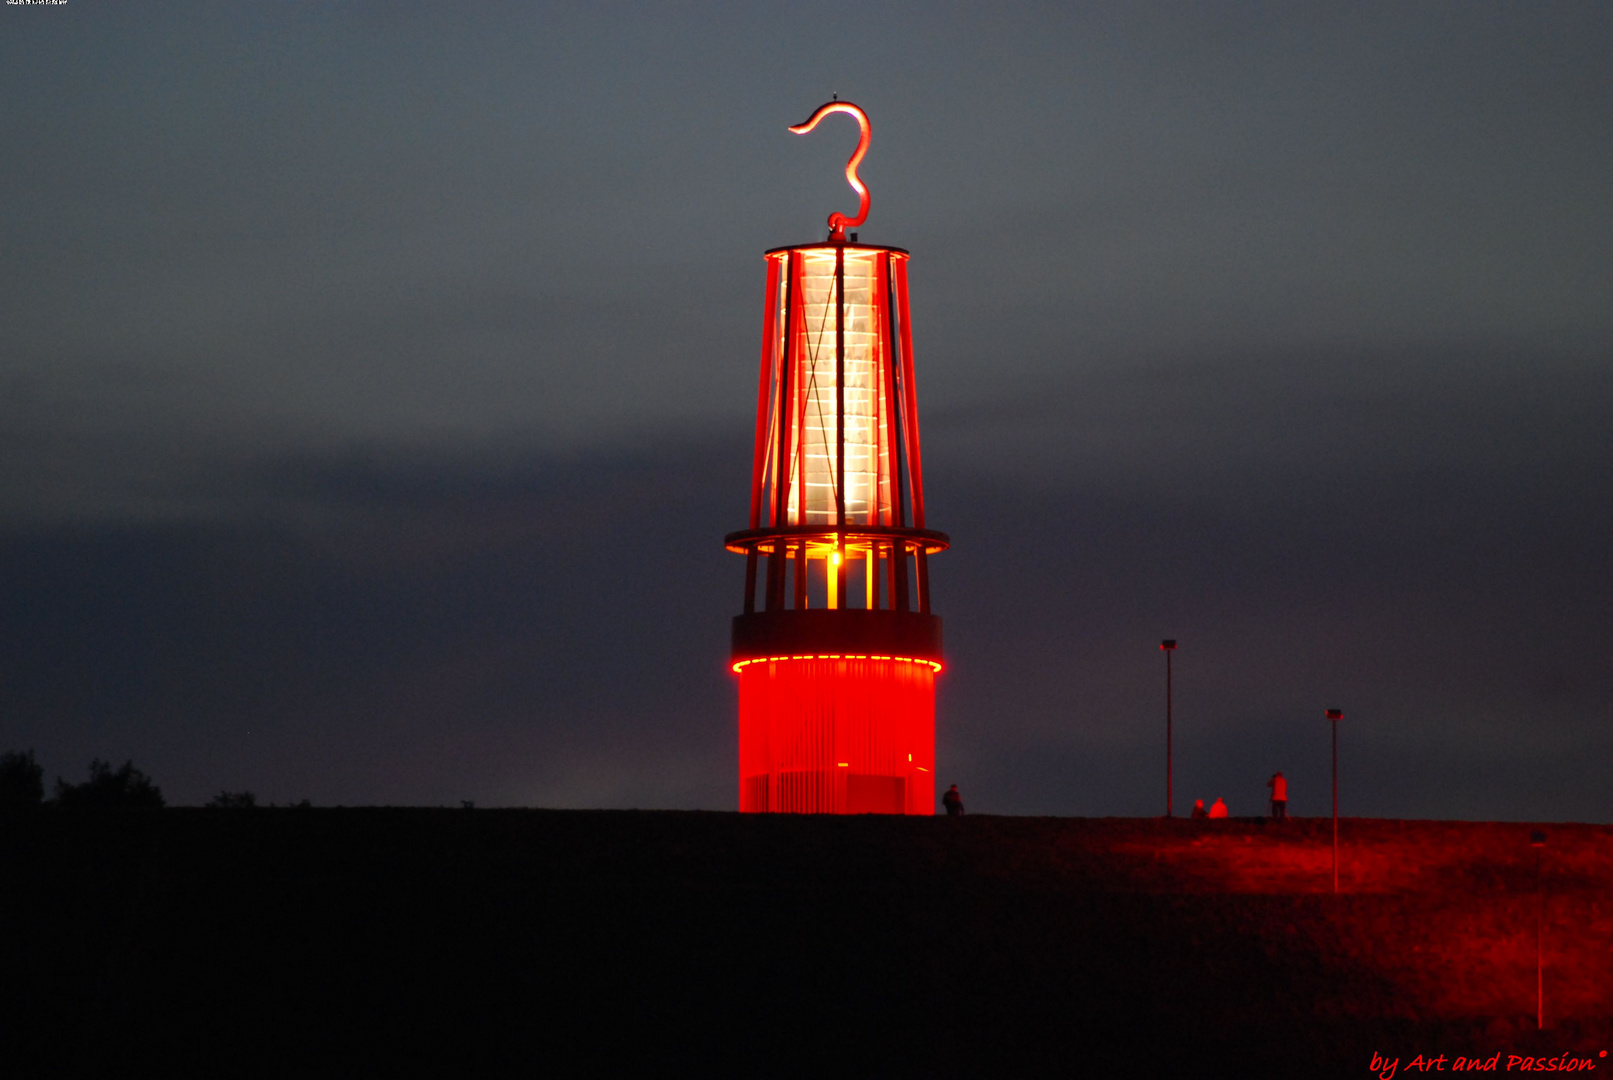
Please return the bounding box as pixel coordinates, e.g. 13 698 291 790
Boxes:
3 3 1609 820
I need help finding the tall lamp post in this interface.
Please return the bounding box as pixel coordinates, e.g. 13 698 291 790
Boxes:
1531 829 1547 1030
1161 640 1177 817
1325 708 1343 893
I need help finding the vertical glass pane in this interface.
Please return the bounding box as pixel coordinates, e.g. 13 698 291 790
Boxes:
787 249 887 526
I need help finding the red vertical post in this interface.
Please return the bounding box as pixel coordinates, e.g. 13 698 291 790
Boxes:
893 259 931 611
766 254 800 612
794 540 808 610
750 256 782 530
834 245 847 605
1161 640 1176 817
1537 844 1544 1030
875 252 894 528
774 252 800 528
1326 708 1343 893
793 254 809 531
892 258 926 529
745 257 783 614
883 255 907 530
1531 830 1546 1029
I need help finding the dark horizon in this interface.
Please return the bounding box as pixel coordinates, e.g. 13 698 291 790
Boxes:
3 3 1609 820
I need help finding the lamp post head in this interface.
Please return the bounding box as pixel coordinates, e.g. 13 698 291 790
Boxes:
1325 708 1343 721
1160 639 1177 651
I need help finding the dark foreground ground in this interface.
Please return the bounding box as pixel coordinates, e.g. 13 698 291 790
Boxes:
3 810 1609 1077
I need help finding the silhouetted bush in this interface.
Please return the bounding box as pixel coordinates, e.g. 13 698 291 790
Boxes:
54 759 164 809
0 750 45 809
206 790 256 809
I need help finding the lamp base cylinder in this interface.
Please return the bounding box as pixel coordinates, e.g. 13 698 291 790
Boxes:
737 655 935 815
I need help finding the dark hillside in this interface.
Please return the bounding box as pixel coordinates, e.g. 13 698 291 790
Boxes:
3 811 1608 1076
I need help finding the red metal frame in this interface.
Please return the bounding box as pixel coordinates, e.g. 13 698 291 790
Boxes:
893 257 926 530
728 241 946 815
748 255 781 531
736 243 937 558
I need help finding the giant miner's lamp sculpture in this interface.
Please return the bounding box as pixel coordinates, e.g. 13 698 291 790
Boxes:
725 101 948 814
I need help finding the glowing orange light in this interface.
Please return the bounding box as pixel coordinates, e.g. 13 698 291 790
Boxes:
731 654 943 674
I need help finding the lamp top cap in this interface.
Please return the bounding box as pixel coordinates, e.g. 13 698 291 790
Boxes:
1160 639 1177 650
1325 708 1343 720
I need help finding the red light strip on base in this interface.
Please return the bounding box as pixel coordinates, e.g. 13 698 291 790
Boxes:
731 654 943 674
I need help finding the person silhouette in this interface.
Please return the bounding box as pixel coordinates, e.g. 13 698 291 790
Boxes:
1266 772 1288 820
1191 798 1208 820
1207 797 1229 819
942 784 964 816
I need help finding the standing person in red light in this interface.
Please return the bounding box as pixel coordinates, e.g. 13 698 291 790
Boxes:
1267 771 1288 820
942 785 964 816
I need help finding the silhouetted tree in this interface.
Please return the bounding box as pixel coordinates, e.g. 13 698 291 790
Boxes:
0 750 45 809
54 759 164 809
206 790 256 809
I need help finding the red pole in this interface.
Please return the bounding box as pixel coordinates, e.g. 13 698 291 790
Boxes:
1326 709 1343 894
1161 640 1177 818
749 256 782 530
1532 830 1546 1029
892 259 925 528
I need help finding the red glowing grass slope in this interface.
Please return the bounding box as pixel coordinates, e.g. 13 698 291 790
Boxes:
5 809 1608 1073
934 816 1613 1029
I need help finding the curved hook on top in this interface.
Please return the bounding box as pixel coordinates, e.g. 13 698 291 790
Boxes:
789 100 871 241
